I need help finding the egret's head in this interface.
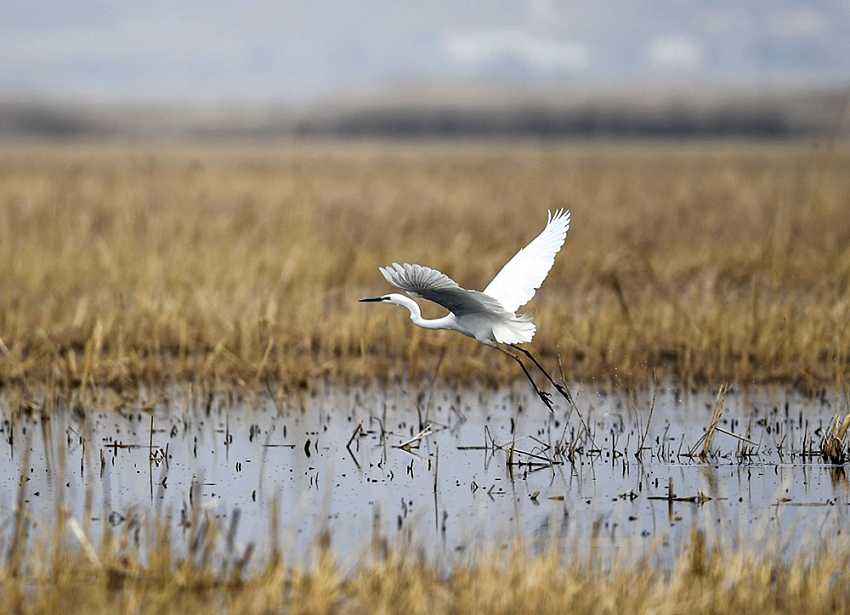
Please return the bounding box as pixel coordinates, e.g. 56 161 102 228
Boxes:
358 293 410 307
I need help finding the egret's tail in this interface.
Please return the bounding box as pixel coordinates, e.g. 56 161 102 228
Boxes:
492 315 536 344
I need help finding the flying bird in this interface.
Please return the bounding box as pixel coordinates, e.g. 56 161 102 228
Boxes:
360 209 572 411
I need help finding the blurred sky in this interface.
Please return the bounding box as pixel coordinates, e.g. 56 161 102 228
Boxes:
3 1 849 103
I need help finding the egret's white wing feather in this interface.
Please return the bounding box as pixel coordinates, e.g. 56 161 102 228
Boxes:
483 209 571 313
380 262 506 316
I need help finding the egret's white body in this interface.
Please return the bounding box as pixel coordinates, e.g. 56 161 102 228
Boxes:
360 209 571 347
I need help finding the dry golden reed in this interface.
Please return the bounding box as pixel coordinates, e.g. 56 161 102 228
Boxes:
2 513 850 615
0 140 848 391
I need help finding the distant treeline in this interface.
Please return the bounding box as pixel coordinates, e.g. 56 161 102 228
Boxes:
1 87 847 139
0 101 107 137
292 104 795 137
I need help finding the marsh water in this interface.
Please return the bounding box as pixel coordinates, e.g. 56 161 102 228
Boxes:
1 383 848 566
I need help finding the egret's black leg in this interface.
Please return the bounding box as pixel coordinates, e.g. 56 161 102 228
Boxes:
509 344 597 447
493 346 554 413
510 344 574 405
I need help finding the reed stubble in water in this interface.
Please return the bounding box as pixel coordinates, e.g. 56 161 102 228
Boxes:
0 141 848 391
1 382 849 613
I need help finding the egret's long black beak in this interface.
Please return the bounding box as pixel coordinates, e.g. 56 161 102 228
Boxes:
359 296 385 303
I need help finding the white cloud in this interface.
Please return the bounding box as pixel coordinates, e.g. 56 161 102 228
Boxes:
3 18 245 66
701 8 751 35
648 35 703 71
769 8 827 38
445 30 588 72
528 0 561 26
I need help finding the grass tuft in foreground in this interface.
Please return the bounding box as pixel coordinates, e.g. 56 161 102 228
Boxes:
3 508 850 615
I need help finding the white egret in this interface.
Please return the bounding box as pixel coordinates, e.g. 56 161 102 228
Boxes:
360 209 572 411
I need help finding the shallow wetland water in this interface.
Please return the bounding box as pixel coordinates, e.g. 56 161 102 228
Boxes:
1 383 848 566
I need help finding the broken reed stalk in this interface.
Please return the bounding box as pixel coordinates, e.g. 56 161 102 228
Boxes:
346 421 363 452
700 384 728 459
688 384 728 460
713 426 758 447
637 378 657 461
396 425 434 451
820 413 850 464
420 346 446 430
555 351 597 450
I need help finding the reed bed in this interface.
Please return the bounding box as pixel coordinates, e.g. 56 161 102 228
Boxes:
2 508 850 615
0 140 848 391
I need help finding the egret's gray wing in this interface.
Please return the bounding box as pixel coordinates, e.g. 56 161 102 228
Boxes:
380 262 506 316
484 209 571 313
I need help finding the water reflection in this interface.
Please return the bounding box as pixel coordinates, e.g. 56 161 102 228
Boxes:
0 383 847 566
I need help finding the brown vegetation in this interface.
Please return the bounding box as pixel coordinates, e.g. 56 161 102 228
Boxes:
0 140 848 391
3 509 850 615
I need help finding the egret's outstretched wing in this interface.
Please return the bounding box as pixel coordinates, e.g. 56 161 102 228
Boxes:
483 209 571 313
380 262 505 316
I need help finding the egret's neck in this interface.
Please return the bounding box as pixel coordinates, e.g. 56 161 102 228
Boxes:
393 296 454 331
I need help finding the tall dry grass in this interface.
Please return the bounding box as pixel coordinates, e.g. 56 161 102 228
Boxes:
2 508 850 615
0 140 848 390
